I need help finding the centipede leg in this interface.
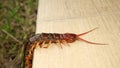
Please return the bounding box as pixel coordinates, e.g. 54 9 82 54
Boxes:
36 40 42 48
29 42 37 55
44 41 52 48
62 40 70 47
41 41 46 48
56 40 62 48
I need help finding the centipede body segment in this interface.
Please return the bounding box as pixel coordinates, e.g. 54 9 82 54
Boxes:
25 28 107 68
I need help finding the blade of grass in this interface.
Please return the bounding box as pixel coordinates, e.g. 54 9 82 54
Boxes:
1 29 23 45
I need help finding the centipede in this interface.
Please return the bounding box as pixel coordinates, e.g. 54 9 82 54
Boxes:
25 27 107 68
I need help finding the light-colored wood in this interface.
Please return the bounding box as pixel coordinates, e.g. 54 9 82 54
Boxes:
33 0 120 68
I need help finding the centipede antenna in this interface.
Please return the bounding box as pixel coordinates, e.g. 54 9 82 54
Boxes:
77 27 98 36
78 38 108 45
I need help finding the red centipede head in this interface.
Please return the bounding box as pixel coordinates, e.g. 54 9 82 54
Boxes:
64 33 77 43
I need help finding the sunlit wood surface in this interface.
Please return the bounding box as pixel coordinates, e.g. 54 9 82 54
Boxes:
33 0 120 68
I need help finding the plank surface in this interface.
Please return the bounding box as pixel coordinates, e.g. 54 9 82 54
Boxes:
33 0 120 68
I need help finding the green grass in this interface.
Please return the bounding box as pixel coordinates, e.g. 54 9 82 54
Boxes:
0 0 38 68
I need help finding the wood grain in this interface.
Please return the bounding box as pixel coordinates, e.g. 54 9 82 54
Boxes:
33 0 120 68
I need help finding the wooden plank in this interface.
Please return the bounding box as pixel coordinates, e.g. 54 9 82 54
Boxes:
33 0 120 68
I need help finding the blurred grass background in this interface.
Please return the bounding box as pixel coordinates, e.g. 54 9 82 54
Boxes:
0 0 38 68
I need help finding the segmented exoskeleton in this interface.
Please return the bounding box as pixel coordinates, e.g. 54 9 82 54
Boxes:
25 28 107 68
